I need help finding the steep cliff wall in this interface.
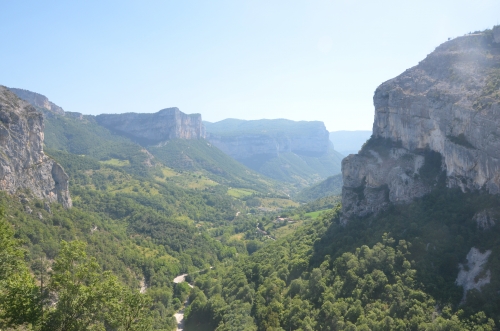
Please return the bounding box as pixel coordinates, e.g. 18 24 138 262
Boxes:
8 88 65 116
0 86 72 208
342 28 500 222
96 108 205 145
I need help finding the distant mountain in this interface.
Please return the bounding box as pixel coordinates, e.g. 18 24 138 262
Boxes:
96 108 205 144
10 89 287 193
329 130 371 156
205 119 343 187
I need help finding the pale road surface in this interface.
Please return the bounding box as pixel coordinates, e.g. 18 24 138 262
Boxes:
173 273 193 331
174 305 186 331
173 273 188 284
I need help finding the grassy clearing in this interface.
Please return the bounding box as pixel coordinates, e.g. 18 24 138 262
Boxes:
155 168 218 190
271 218 311 239
134 245 178 263
227 188 255 198
304 209 328 219
230 233 245 240
100 158 130 167
259 197 299 209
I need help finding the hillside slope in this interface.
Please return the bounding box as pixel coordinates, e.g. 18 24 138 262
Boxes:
205 118 343 186
1 88 295 330
9 88 285 194
295 173 343 202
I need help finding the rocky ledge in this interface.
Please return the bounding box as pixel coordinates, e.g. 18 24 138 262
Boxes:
0 86 72 208
342 27 500 222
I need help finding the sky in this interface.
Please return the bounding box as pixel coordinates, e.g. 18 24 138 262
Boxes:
1 1 499 131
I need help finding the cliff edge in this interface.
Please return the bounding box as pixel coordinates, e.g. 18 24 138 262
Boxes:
96 108 205 145
0 86 72 208
342 27 500 222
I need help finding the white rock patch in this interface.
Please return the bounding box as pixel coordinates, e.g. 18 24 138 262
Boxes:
456 247 491 304
473 210 496 230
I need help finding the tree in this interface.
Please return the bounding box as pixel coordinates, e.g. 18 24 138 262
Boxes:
0 210 41 328
43 240 152 331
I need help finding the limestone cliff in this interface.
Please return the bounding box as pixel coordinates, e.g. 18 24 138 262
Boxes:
342 27 500 222
0 86 72 208
8 88 65 116
96 108 205 145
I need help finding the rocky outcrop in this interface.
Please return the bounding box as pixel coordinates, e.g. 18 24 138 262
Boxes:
96 108 205 145
206 119 330 159
473 209 497 230
0 86 72 208
8 88 65 116
342 28 500 222
456 247 491 304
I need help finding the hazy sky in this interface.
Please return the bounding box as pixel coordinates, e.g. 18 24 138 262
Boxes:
1 1 499 131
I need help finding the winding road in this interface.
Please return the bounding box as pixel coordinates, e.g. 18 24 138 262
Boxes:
173 273 193 331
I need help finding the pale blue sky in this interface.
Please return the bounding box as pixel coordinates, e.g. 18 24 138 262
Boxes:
1 1 499 130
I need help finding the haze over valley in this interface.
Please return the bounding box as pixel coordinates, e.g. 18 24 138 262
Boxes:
1 2 500 331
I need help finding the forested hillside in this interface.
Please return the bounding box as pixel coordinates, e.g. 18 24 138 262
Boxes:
0 90 301 330
186 188 500 330
295 174 343 202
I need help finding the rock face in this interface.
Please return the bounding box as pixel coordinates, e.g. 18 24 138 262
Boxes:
96 108 205 145
342 29 500 222
8 88 65 116
0 86 72 208
205 119 330 159
456 247 491 304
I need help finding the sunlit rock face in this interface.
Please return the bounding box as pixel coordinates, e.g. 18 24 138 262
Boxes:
0 86 72 208
8 88 65 116
342 29 500 222
96 108 206 145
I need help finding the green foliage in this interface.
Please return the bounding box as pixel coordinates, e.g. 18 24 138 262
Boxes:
0 212 40 328
44 240 152 331
473 68 500 111
44 114 151 178
0 229 152 330
205 119 343 186
187 189 500 330
237 145 343 187
295 174 343 202
148 139 277 191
